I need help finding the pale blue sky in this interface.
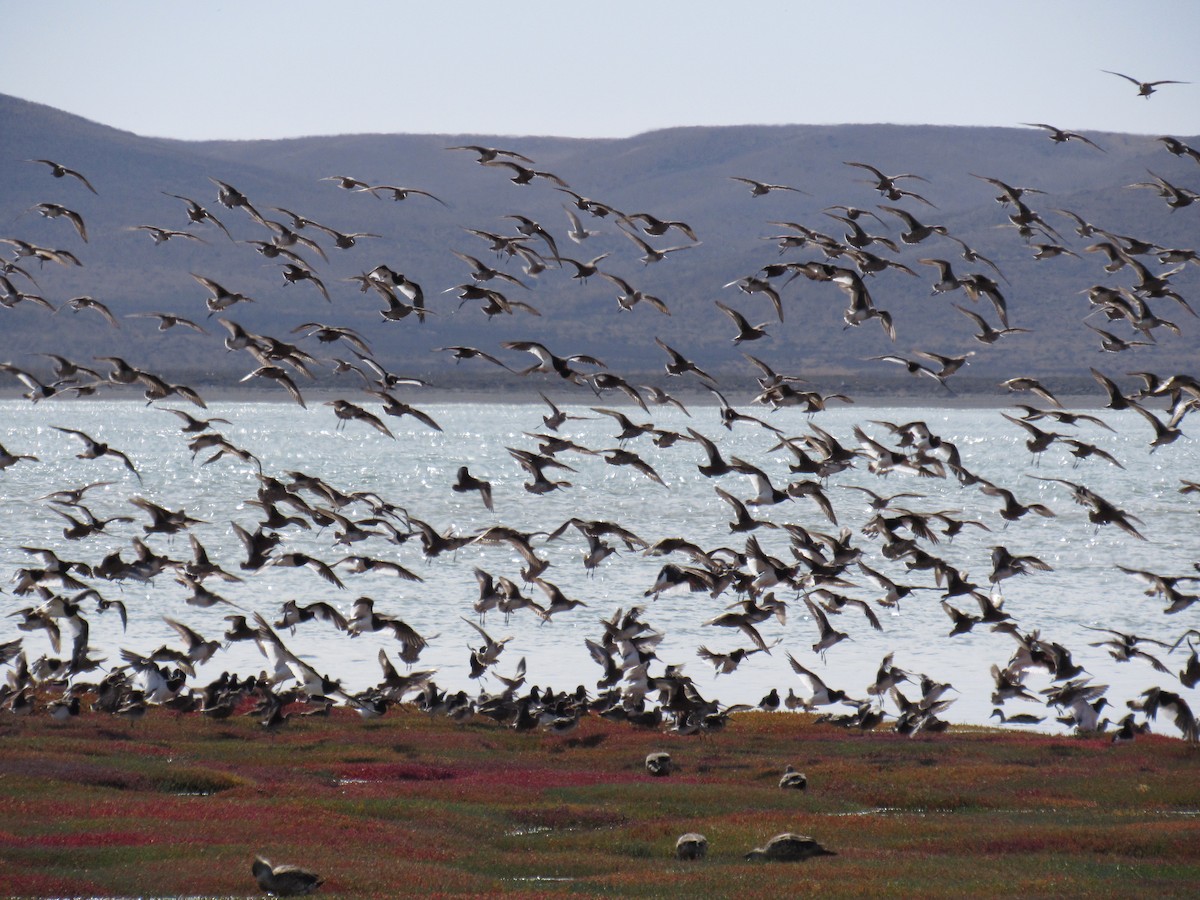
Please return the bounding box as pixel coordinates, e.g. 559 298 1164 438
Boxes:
4 1 1198 140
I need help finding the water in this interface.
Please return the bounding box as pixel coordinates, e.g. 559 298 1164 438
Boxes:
2 396 1197 733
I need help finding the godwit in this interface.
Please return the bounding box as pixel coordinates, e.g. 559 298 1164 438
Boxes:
745 833 836 861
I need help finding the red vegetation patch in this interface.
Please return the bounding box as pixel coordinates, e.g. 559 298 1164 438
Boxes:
468 763 645 791
0 871 102 895
334 761 456 782
0 830 161 848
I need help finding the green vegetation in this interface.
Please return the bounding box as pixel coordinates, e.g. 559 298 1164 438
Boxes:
2 708 1198 897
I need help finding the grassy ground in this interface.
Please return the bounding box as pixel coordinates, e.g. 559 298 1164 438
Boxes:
1 708 1198 898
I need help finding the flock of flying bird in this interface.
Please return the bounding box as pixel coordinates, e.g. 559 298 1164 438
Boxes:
1 71 1199 748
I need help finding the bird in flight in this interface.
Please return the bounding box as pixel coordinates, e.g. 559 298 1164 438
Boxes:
1102 70 1189 98
1021 123 1105 152
28 158 98 194
729 176 807 197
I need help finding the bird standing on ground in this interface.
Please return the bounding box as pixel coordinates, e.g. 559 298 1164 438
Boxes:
745 833 836 861
676 833 708 860
252 855 323 895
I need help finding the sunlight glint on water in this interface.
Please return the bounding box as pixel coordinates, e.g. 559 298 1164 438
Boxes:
1 398 1196 733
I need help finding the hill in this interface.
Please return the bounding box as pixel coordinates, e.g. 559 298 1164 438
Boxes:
1 93 1196 400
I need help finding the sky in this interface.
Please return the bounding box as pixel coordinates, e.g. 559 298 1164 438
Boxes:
4 1 1199 142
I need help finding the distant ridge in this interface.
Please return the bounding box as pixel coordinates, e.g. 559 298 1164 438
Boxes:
1 92 1196 396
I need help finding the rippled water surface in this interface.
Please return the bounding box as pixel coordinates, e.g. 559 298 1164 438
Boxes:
2 397 1196 731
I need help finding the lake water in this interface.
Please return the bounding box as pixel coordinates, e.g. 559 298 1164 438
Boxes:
2 396 1196 734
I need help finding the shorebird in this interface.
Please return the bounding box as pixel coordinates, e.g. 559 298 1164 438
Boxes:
1102 70 1189 98
251 855 323 896
1158 136 1200 164
730 176 806 196
502 340 604 382
622 211 698 242
163 193 233 238
645 751 675 776
652 338 715 381
1127 170 1200 211
52 426 141 481
600 272 670 315
358 183 447 205
308 221 380 250
482 158 568 186
0 362 61 401
745 833 836 862
1001 376 1063 408
192 273 253 314
503 213 560 261
724 275 784 322
65 296 119 328
1029 475 1146 539
979 480 1056 523
779 765 808 790
324 399 394 438
1022 123 1105 151
452 466 494 511
127 311 209 333
559 254 609 283
786 653 848 709
870 354 951 391
878 206 948 244
708 302 772 349
1133 688 1197 742
675 833 708 860
0 441 38 470
447 144 535 164
29 158 98 193
280 264 330 301
833 268 895 340
844 161 933 204
563 205 600 243
620 227 697 264
241 365 306 407
971 172 1046 206
918 258 965 294
31 202 88 242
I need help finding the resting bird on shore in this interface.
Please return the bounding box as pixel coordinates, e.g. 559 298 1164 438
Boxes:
676 833 708 860
645 751 675 776
745 833 836 862
779 765 808 789
252 855 323 895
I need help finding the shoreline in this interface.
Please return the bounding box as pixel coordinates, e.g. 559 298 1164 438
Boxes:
0 384 1125 410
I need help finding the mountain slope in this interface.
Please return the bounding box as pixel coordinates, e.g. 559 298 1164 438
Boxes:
1 93 1196 400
